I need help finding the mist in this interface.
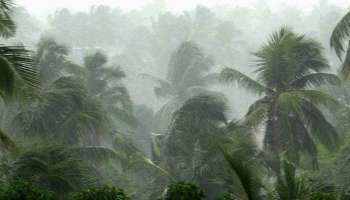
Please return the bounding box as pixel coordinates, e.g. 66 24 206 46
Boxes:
1 0 350 199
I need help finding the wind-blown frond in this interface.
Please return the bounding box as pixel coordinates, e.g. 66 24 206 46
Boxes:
70 146 123 163
279 90 338 109
0 45 39 98
290 73 340 88
12 145 96 194
302 101 340 151
220 68 267 95
0 128 16 152
239 98 269 129
222 149 264 200
255 27 329 89
340 41 350 79
330 11 350 59
140 73 174 98
171 94 227 133
0 0 16 38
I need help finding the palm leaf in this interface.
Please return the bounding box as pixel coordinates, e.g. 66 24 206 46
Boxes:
220 67 267 95
302 101 340 151
0 0 16 38
0 45 38 85
290 73 340 88
340 40 350 79
70 146 124 163
222 149 264 200
330 11 350 60
239 98 269 129
140 73 174 98
0 128 16 152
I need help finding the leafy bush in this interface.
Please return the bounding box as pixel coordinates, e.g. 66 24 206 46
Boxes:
70 186 130 200
0 180 58 200
162 182 205 200
215 193 236 200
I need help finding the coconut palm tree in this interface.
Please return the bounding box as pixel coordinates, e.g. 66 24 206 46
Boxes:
10 145 96 195
143 41 217 133
221 27 341 168
83 52 136 127
11 76 106 145
161 93 232 198
34 37 81 85
222 148 337 200
0 0 39 152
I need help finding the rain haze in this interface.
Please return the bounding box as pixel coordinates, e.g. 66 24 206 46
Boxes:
1 0 350 199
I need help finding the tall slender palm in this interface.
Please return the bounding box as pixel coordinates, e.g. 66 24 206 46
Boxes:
83 52 136 127
221 28 341 167
330 10 350 78
162 93 229 198
143 41 216 133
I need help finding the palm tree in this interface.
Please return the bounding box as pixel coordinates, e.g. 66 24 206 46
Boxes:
221 28 340 168
12 76 106 145
10 144 96 195
34 37 81 85
162 93 230 198
83 52 136 128
143 41 217 133
0 0 39 152
330 10 350 78
222 148 337 200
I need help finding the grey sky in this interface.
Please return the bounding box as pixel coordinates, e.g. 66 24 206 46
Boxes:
16 0 350 16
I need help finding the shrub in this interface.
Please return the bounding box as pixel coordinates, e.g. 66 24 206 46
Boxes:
0 180 58 200
162 182 205 200
215 193 236 200
70 186 130 200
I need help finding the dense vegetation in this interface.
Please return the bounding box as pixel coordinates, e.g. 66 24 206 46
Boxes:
3 0 350 199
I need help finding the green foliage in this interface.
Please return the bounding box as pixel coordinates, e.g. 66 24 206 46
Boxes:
162 182 205 200
215 193 236 200
70 186 130 200
221 27 340 167
10 145 96 194
0 180 58 200
330 10 350 78
0 0 16 38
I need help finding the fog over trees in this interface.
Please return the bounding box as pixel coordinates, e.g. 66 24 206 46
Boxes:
1 0 350 199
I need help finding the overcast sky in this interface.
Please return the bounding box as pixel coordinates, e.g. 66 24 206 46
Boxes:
16 0 350 16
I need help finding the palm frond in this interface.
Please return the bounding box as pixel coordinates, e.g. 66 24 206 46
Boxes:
0 128 16 152
330 11 350 59
302 101 340 151
255 27 329 89
222 149 264 200
220 67 267 95
280 90 338 109
0 45 39 98
140 73 174 98
70 146 124 163
239 98 269 129
340 41 350 79
0 0 16 38
12 145 96 193
128 153 173 179
171 94 228 130
290 73 340 88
